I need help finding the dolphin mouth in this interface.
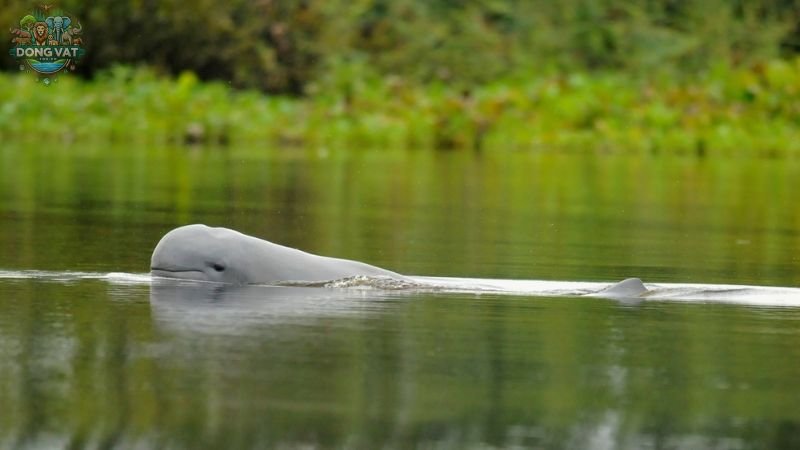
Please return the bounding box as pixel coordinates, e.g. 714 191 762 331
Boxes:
151 267 207 280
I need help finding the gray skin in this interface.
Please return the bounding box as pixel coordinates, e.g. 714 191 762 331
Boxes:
151 224 405 284
588 277 649 299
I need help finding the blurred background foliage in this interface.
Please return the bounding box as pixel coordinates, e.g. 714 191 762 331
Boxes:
2 0 800 92
2 0 800 151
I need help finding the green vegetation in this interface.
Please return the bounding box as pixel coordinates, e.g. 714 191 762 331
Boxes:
3 59 800 154
3 0 798 92
3 0 800 152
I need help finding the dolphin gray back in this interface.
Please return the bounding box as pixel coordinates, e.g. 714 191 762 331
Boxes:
242 239 403 283
591 278 649 299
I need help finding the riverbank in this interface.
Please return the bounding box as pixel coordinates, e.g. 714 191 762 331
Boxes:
2 60 799 155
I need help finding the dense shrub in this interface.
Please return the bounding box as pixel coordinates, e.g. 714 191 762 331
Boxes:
2 0 799 93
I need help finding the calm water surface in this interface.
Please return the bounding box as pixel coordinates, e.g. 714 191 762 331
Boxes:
1 144 800 449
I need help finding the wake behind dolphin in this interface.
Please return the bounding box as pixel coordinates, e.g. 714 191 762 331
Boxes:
7 225 794 307
143 224 800 306
3 223 797 307
1 267 800 306
1 227 796 305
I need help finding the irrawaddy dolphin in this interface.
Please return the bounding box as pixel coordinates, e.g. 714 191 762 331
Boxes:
151 224 406 284
150 224 650 297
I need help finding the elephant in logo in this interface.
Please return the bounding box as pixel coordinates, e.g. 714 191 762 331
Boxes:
45 15 70 45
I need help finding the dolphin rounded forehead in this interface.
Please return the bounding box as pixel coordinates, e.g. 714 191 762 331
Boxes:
152 225 224 264
158 224 222 246
151 225 263 264
160 224 249 243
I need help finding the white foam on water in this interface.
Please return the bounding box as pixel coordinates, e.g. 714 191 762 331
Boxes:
104 272 152 285
411 276 608 296
0 269 151 285
2 269 800 307
412 276 800 307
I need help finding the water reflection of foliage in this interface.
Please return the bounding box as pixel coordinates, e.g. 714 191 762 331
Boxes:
0 145 798 287
1 280 800 448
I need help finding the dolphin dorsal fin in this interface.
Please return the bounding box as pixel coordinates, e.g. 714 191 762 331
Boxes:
598 278 649 298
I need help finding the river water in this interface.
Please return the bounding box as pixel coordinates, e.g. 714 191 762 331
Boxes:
1 144 799 449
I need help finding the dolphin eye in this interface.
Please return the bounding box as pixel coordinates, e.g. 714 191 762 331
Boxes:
211 263 225 272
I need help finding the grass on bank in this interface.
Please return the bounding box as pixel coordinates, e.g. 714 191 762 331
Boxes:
1 60 799 155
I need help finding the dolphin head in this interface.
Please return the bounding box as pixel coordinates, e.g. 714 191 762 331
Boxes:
151 224 256 284
151 224 404 285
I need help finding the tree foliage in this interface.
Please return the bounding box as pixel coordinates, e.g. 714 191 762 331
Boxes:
2 0 799 93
